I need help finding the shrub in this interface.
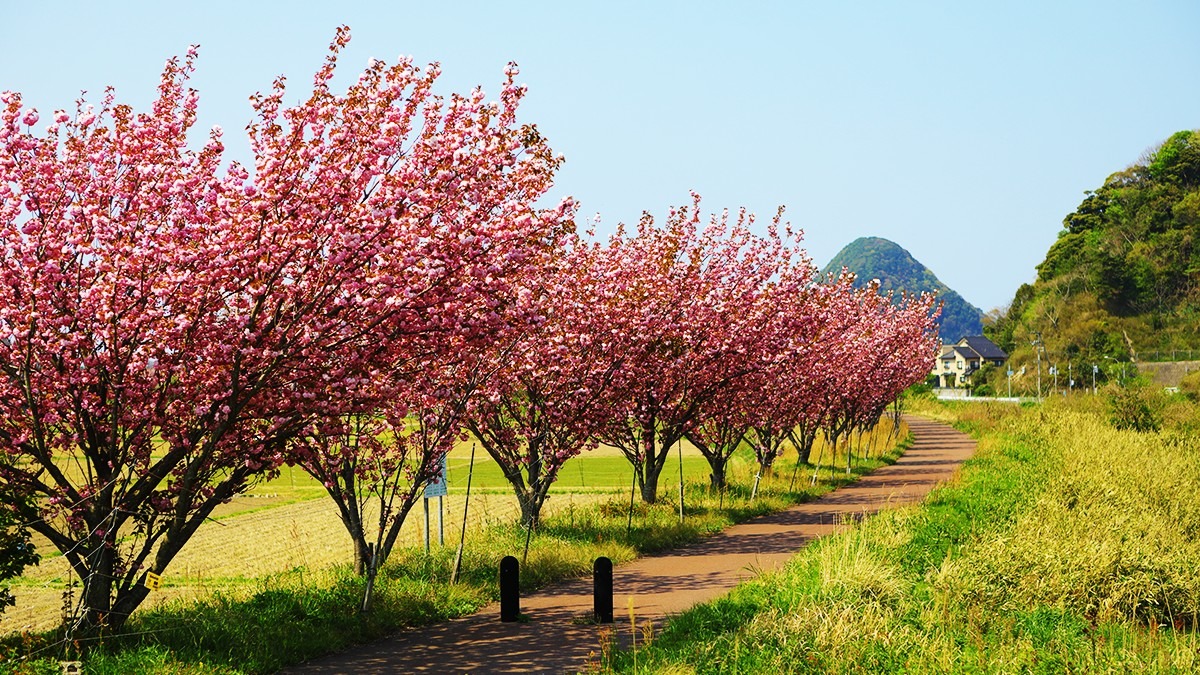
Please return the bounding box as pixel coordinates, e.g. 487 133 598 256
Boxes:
0 494 38 616
1179 369 1200 401
1105 383 1163 432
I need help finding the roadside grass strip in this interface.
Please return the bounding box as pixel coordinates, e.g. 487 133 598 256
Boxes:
604 404 1200 674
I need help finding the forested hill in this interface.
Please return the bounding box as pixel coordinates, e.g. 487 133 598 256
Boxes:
823 236 983 343
986 129 1200 369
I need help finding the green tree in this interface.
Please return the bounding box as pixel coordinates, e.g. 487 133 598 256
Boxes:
995 130 1200 370
970 362 996 397
0 493 38 615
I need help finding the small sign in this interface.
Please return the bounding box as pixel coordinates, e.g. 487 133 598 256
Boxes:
424 456 448 498
144 571 162 591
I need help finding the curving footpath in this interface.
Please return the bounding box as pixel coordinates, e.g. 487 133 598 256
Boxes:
283 415 975 674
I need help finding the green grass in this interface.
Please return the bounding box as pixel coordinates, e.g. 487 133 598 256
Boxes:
233 444 716 505
1 428 909 674
443 450 717 493
601 401 1200 673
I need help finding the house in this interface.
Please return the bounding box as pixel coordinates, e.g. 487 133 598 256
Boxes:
934 335 1008 388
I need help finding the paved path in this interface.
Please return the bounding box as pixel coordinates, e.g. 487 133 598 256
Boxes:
284 416 975 674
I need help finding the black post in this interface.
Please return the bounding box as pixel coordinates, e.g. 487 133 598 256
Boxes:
499 555 520 622
593 556 613 623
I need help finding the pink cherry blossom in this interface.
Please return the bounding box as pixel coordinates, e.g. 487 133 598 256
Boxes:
0 28 569 635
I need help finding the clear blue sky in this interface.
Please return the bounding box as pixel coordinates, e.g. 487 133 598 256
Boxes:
2 1 1197 311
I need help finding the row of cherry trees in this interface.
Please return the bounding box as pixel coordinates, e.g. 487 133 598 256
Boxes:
0 32 937 637
301 193 939 582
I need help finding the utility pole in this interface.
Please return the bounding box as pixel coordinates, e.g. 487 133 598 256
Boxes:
1033 332 1043 402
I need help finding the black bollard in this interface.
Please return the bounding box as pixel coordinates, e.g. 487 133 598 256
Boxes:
593 556 613 623
499 555 520 622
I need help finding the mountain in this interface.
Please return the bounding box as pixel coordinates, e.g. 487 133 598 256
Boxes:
985 129 1200 371
823 236 984 343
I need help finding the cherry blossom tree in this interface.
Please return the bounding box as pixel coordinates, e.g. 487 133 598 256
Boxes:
466 233 627 529
737 256 826 479
599 197 785 503
803 274 940 477
685 229 818 491
0 29 568 637
292 345 489 579
840 289 940 465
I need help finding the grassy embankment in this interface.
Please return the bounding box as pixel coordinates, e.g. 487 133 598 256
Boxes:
603 395 1200 673
1 420 909 674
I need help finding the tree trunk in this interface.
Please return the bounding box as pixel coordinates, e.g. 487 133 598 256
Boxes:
687 432 735 493
517 490 541 530
107 584 150 636
760 451 777 472
748 427 790 476
75 537 149 640
639 462 661 503
79 548 115 639
793 425 817 466
609 419 686 505
641 430 680 504
352 535 371 577
516 479 557 531
708 458 729 491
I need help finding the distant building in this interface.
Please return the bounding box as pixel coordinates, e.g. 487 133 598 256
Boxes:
934 335 1008 388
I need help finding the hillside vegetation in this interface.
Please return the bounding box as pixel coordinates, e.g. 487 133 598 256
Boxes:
987 130 1200 384
824 237 983 343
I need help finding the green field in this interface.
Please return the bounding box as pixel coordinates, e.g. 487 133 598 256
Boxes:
225 440 720 511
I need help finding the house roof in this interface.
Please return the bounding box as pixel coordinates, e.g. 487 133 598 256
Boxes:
951 345 980 360
958 335 1007 360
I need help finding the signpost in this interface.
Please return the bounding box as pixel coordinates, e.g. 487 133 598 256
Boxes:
424 456 448 551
